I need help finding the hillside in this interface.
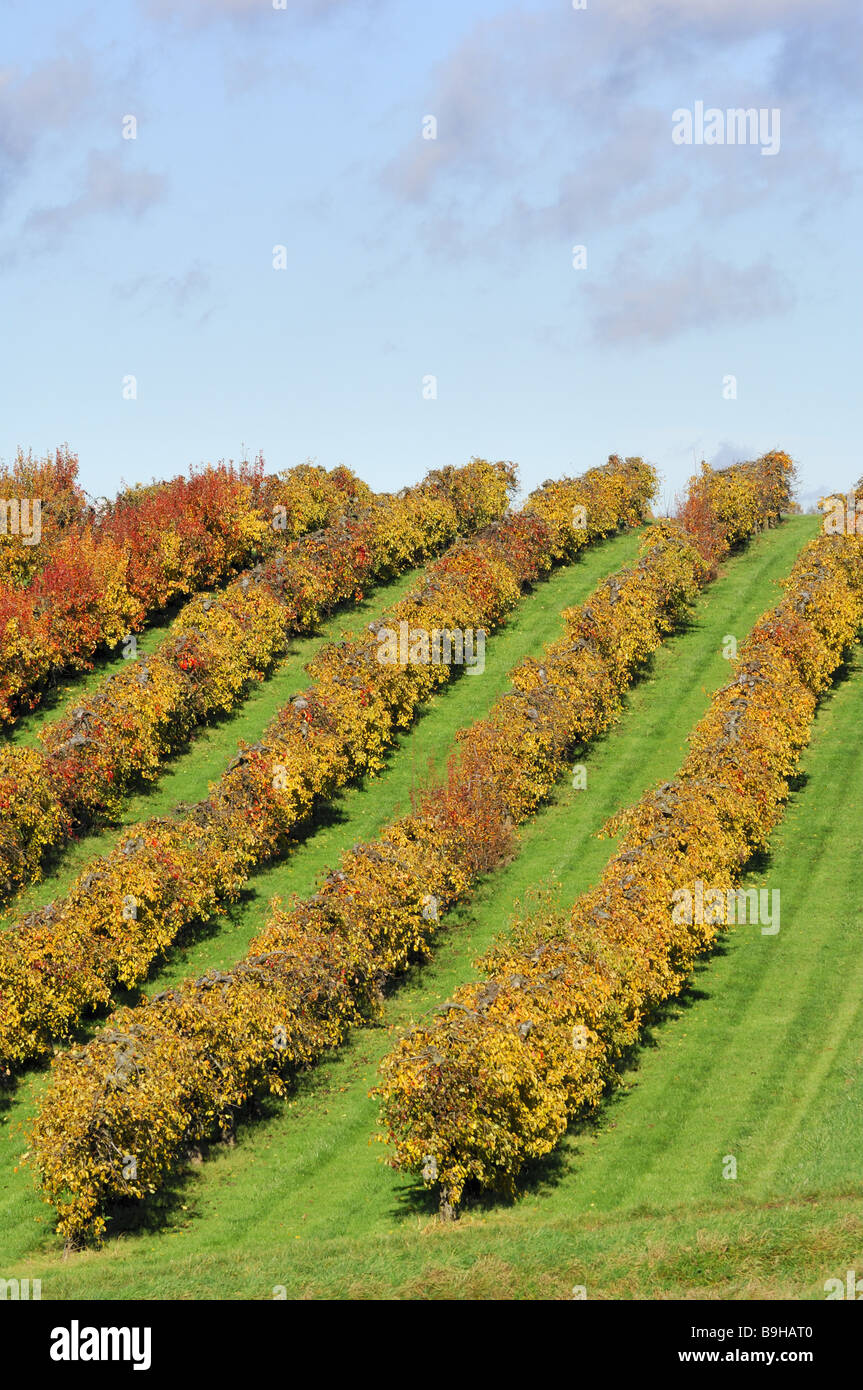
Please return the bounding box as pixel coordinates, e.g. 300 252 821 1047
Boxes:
4 515 854 1301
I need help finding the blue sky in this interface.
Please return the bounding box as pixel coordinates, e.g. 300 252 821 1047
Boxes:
1 0 860 506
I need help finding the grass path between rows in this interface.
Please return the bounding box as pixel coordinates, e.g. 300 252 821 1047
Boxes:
0 564 429 923
8 516 854 1302
0 525 647 1245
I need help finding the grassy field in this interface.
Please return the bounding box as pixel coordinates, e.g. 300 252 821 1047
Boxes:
0 525 647 1229
0 525 647 930
5 514 858 1301
0 565 429 918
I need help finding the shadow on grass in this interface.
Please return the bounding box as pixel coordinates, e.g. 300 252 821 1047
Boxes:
17 534 836 1240
0 564 441 905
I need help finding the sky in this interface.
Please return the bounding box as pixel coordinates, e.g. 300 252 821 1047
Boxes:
1 0 860 508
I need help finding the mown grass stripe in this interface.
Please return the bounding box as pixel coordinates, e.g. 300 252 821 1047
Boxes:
0 564 427 924
0 524 647 1262
111 524 649 991
8 515 851 1303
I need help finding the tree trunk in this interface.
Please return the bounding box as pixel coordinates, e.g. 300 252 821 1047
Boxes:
438 1186 458 1221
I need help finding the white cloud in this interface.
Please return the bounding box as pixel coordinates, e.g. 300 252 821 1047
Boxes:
0 55 97 209
708 440 756 470
585 248 794 344
381 1 861 227
24 151 166 238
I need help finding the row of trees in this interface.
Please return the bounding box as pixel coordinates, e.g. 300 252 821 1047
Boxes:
377 513 861 1213
0 462 504 903
0 450 368 725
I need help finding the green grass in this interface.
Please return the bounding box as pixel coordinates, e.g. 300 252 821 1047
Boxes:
0 563 429 923
0 526 647 1229
6 515 858 1302
108 517 817 993
0 526 646 935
